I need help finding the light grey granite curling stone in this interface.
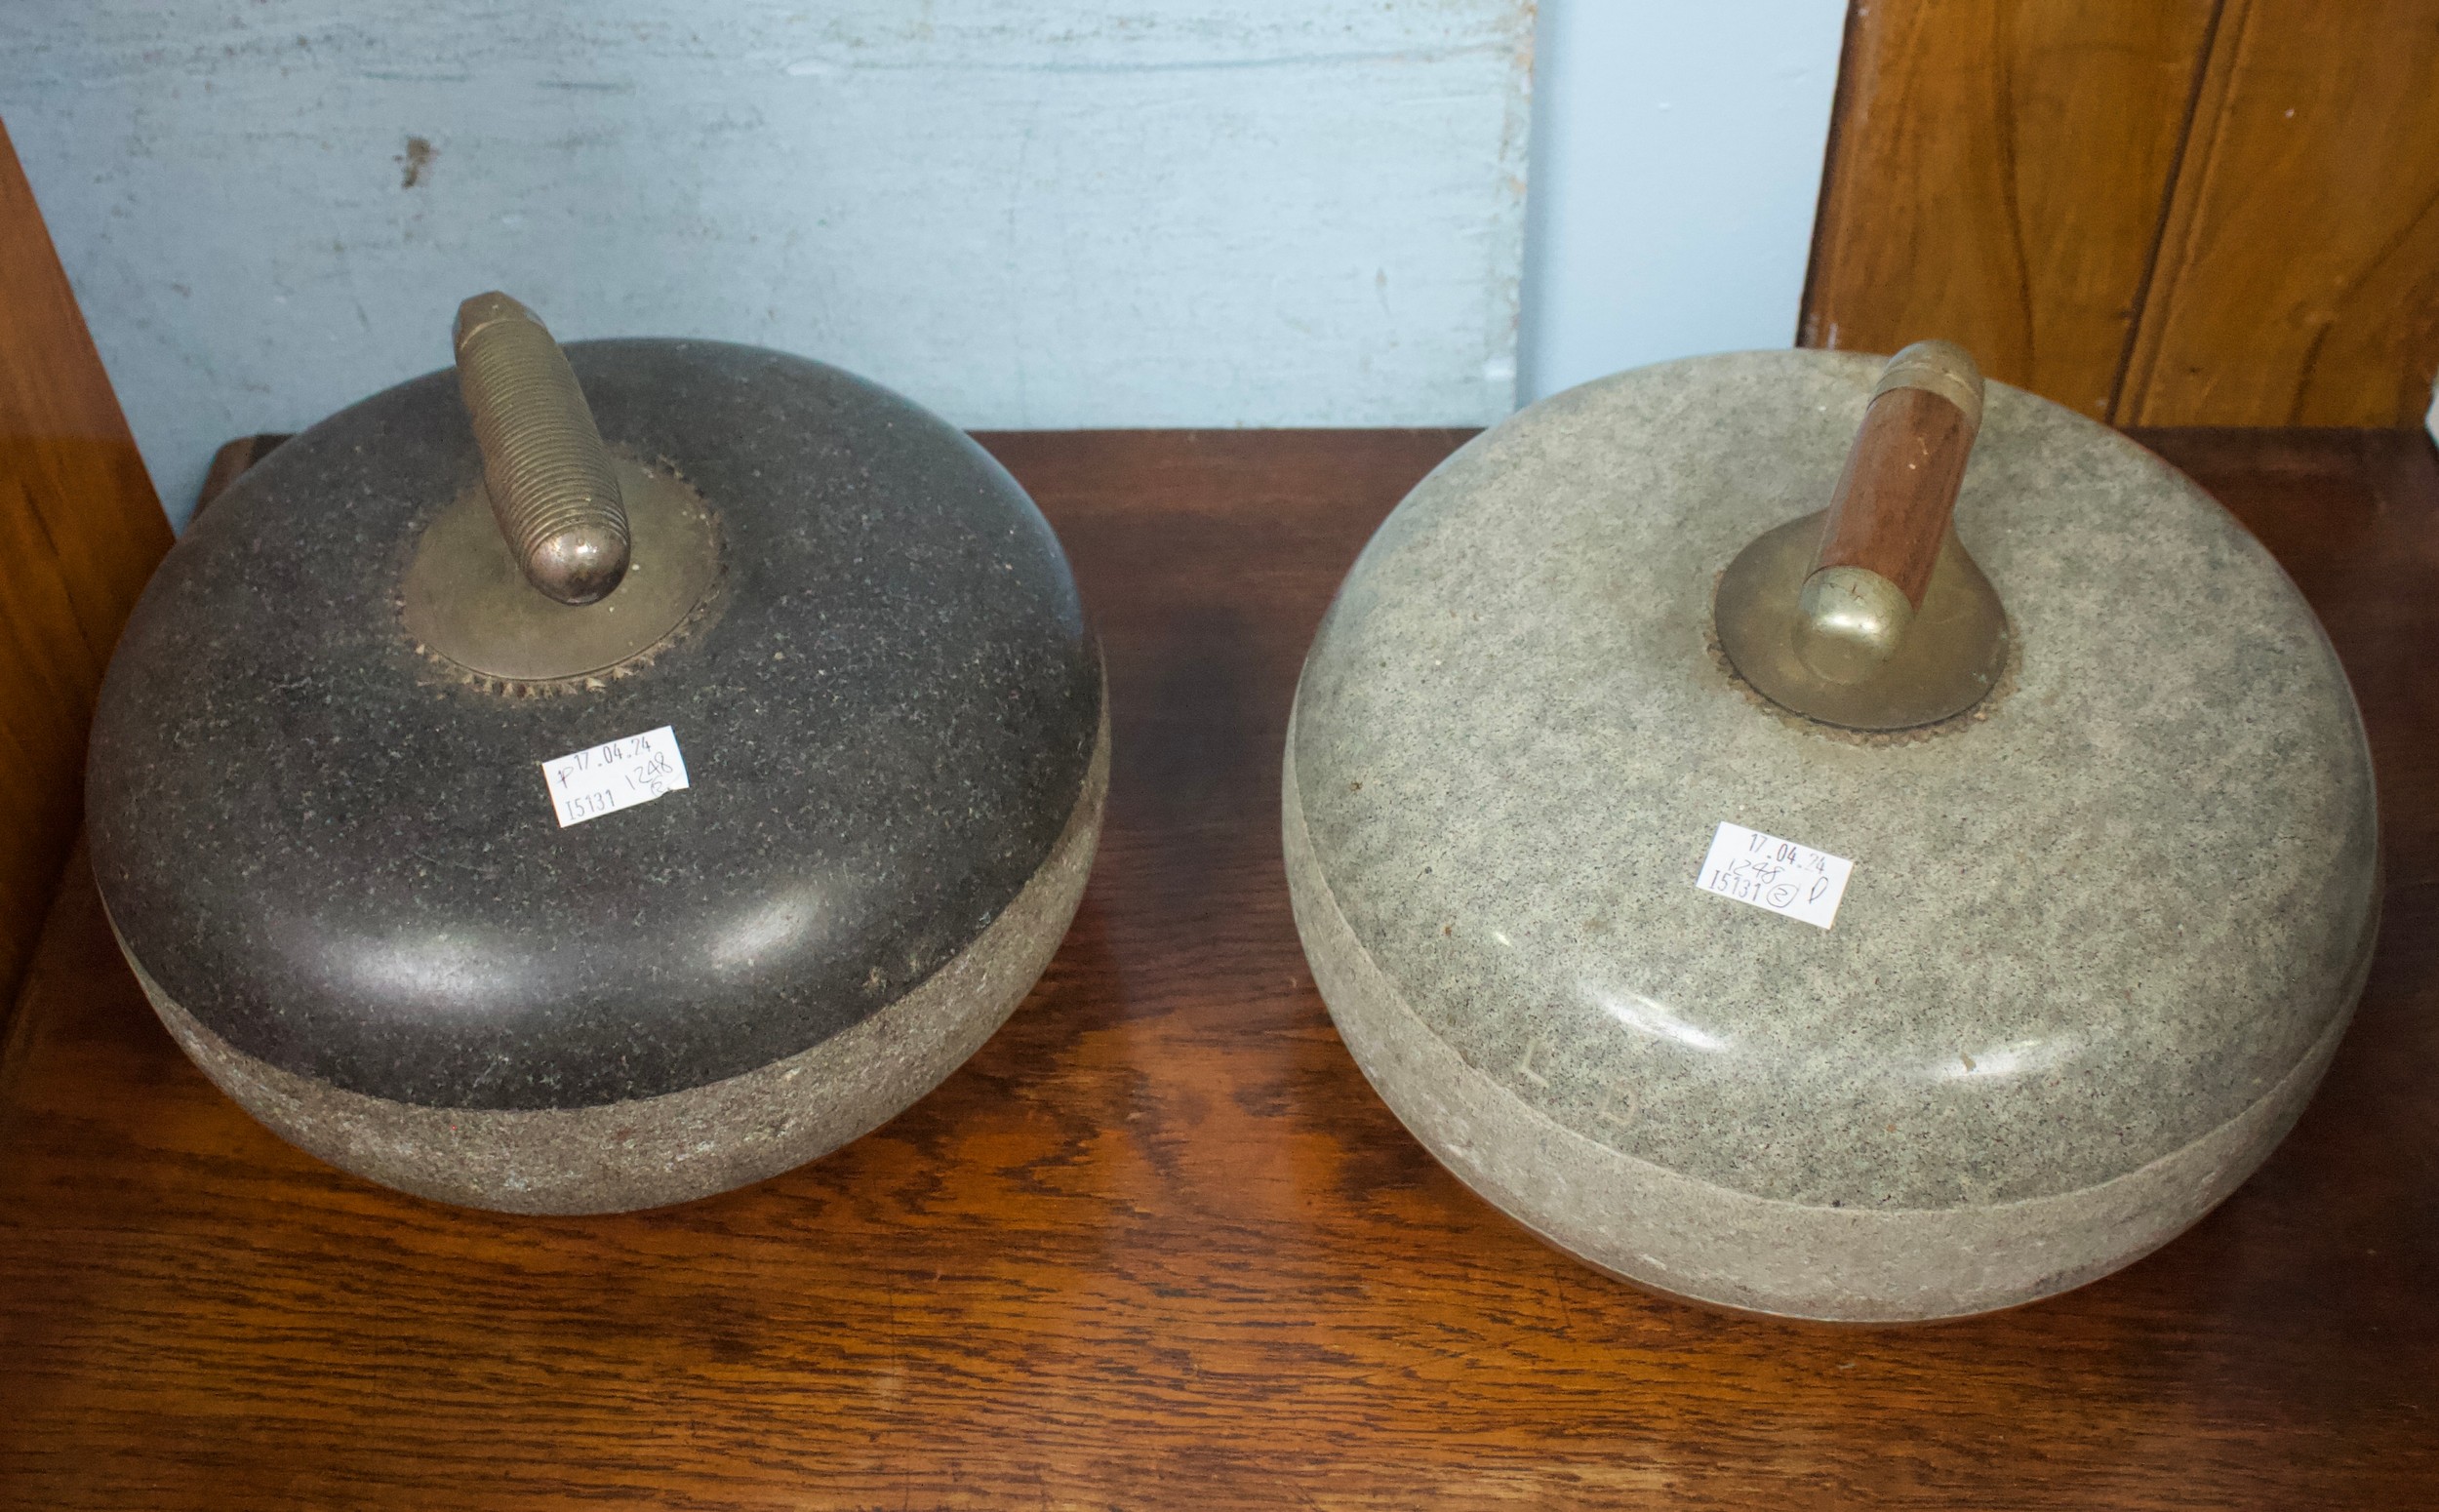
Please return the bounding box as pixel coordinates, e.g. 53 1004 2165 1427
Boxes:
90 295 1105 1214
1284 347 2378 1322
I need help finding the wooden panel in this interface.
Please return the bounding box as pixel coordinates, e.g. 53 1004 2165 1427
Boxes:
2122 0 2439 425
1801 0 2220 419
5 427 2439 1508
0 118 170 1015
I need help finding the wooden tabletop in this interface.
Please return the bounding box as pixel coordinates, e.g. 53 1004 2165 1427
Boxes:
4 427 2436 1509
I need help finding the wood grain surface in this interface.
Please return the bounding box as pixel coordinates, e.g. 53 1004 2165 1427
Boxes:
1801 0 2221 419
1815 386 1976 602
6 427 2439 1509
0 118 171 1018
2120 0 2439 426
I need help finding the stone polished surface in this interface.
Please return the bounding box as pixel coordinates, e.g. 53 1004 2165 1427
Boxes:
1288 353 2379 1311
88 340 1104 1114
124 714 1104 1214
1287 733 2366 1320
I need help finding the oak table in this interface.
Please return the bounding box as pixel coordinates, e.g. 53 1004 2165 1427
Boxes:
4 427 2435 1509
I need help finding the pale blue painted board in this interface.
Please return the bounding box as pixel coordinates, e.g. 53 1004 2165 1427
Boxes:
3 2 1531 523
1521 0 1846 402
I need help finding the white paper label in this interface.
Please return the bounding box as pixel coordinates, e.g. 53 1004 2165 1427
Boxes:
1695 821 1855 930
540 726 691 827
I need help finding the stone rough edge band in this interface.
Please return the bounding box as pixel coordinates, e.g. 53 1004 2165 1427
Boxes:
1282 713 2370 1323
117 703 1108 1215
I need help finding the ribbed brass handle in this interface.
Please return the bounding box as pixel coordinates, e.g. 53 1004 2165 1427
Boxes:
1792 340 1985 684
452 292 629 605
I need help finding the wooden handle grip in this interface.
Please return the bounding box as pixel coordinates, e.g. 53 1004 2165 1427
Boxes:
1813 341 1985 606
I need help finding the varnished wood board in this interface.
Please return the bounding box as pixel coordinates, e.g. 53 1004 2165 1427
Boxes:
2122 0 2439 426
0 117 170 1017
1801 0 2221 419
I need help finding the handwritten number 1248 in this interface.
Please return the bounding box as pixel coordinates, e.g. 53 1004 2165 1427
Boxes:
552 739 677 800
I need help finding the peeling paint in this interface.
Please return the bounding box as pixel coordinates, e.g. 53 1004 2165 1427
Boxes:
397 135 434 188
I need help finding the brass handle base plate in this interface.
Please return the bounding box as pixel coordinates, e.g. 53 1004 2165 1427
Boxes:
403 453 721 688
1714 509 2009 732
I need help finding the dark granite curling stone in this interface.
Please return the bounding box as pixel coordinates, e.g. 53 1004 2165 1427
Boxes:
1285 344 2378 1321
89 295 1105 1214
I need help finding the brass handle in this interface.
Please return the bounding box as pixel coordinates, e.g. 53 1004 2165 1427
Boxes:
1792 340 1984 684
452 293 629 605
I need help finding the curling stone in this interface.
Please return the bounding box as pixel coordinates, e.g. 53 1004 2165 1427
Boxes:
1284 343 2378 1321
89 294 1105 1214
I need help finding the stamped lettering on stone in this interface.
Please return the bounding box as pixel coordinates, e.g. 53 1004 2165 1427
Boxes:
1696 820 1853 930
541 725 692 827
